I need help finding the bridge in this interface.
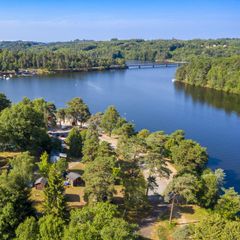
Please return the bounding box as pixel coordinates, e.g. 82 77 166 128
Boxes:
127 62 186 69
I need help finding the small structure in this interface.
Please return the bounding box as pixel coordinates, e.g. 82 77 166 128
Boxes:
66 172 82 186
35 177 47 190
59 153 67 158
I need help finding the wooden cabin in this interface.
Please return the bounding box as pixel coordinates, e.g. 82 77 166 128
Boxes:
34 177 47 190
66 172 82 186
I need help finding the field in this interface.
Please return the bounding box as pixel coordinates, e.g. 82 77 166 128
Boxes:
30 160 124 212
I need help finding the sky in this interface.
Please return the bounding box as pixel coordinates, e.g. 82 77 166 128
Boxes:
0 0 239 42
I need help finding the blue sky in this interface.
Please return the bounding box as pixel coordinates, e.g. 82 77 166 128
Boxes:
0 0 239 41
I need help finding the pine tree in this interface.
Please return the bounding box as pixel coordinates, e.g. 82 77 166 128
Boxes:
101 105 120 136
38 151 50 177
66 127 82 158
82 129 99 162
44 165 68 220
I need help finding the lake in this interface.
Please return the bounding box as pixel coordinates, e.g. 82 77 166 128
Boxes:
1 67 240 190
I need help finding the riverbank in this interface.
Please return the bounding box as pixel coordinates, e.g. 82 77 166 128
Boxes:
0 65 127 79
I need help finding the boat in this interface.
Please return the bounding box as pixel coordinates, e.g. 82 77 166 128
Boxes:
172 78 176 82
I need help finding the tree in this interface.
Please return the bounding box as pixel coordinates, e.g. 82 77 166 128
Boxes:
66 127 82 158
57 108 66 126
171 139 208 173
44 165 68 219
9 152 35 187
114 122 135 138
164 130 185 157
199 169 225 208
137 129 150 139
0 162 34 239
97 141 114 158
66 98 90 126
15 217 39 240
101 218 137 240
117 136 148 213
82 128 99 162
55 158 68 175
32 98 57 128
83 155 116 202
0 93 11 112
38 151 50 177
146 176 158 196
0 99 50 153
101 106 120 136
191 214 240 240
164 174 199 223
64 202 136 240
87 112 103 130
39 215 65 240
214 187 240 220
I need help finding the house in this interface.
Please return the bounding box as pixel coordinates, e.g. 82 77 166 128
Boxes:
35 177 47 190
66 172 82 186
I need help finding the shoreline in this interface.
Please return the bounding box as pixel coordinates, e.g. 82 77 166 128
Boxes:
0 61 182 79
0 65 128 79
174 79 240 95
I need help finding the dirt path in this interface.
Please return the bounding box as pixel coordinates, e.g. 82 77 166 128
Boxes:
99 134 118 148
100 134 177 240
138 203 170 240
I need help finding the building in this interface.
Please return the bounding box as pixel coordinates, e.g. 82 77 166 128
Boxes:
34 177 47 190
66 172 82 186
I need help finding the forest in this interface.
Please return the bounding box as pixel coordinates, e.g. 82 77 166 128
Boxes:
0 94 240 239
176 55 240 94
0 38 240 72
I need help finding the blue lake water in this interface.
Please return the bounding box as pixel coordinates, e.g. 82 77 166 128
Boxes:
1 67 240 190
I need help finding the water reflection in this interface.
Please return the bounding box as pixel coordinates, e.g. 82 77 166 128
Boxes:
174 82 240 116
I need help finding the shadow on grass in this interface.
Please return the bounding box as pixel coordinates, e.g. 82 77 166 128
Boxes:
65 194 80 202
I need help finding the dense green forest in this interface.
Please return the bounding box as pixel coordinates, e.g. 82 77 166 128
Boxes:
0 94 240 239
176 55 240 94
0 38 240 72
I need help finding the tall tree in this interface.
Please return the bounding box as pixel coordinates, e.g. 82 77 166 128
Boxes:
38 215 65 240
10 152 35 187
64 202 136 240
32 98 57 128
101 105 120 136
171 139 208 174
56 108 66 126
66 98 90 126
117 136 148 214
44 165 68 220
83 155 116 202
82 128 99 162
66 127 82 158
199 168 225 208
0 98 50 153
97 141 114 158
38 151 50 177
0 153 34 239
214 187 240 220
164 174 199 223
15 217 39 240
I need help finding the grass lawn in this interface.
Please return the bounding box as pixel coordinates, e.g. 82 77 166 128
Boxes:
153 204 209 240
30 186 86 213
30 188 45 213
65 186 86 208
68 161 85 175
177 205 209 223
